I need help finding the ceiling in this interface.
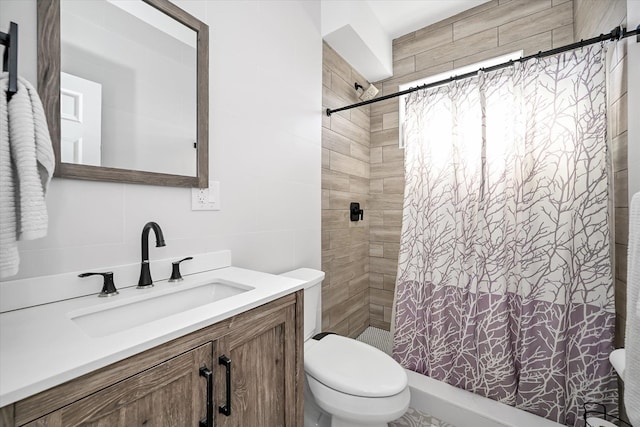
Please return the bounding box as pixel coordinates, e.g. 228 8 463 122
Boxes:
364 1 489 40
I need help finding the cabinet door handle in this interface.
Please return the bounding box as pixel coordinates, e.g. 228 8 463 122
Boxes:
199 366 213 427
219 355 231 416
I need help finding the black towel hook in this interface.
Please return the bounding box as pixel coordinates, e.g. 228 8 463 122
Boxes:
0 21 18 100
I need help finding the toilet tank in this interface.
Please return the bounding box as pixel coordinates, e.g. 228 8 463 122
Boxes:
279 268 324 340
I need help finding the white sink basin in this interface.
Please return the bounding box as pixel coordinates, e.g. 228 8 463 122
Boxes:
70 280 253 337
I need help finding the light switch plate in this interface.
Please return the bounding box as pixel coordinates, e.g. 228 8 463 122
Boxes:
191 181 220 211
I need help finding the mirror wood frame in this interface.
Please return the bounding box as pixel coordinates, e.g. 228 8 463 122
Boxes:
37 0 209 187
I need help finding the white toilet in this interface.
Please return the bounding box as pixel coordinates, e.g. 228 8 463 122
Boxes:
280 268 410 427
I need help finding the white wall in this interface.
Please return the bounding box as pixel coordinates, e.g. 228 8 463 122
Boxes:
0 0 322 283
628 0 640 198
321 0 392 82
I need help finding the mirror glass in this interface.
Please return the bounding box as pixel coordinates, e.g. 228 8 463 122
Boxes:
38 0 208 187
60 0 197 176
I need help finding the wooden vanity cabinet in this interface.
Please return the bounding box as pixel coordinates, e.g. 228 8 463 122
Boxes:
1 291 303 427
24 343 212 426
215 298 298 427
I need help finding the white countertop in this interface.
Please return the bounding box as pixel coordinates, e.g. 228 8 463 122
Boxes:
0 266 304 407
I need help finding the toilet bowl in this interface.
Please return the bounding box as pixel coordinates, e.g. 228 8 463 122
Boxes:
280 269 410 427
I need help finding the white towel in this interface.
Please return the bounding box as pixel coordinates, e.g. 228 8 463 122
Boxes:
626 192 640 426
0 72 55 279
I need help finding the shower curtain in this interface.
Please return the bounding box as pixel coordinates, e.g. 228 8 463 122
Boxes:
393 45 616 426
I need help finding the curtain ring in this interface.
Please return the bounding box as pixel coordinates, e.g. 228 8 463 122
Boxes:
535 51 542 66
599 40 607 62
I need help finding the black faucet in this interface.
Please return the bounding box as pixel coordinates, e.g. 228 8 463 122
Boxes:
79 271 118 297
137 221 166 288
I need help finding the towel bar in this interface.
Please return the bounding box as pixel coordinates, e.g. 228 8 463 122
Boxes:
0 21 18 99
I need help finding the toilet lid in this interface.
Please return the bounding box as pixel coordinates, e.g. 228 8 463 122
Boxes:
304 334 407 397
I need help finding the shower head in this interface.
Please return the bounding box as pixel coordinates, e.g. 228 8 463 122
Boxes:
354 82 379 102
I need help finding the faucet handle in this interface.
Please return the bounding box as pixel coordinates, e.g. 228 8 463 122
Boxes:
78 271 118 297
169 257 193 282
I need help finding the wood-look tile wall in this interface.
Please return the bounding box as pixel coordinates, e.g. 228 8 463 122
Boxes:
369 0 575 330
574 0 628 351
321 43 371 338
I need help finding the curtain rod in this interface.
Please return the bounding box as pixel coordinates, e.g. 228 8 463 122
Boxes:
326 25 640 117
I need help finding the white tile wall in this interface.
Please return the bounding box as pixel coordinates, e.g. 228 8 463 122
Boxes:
0 0 322 290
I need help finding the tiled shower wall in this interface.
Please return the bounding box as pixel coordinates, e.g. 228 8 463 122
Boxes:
321 0 626 336
321 43 371 338
574 0 628 350
369 0 575 330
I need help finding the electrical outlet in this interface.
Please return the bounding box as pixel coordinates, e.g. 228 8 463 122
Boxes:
197 188 206 203
191 181 220 211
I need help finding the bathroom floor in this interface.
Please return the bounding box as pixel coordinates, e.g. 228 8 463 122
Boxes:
355 325 393 355
355 327 457 427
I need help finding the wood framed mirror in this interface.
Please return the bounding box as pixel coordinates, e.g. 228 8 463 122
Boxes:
37 0 209 187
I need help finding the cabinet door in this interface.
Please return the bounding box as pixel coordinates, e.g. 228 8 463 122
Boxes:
27 342 213 426
215 304 299 427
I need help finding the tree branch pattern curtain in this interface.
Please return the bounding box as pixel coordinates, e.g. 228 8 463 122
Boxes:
393 45 616 426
